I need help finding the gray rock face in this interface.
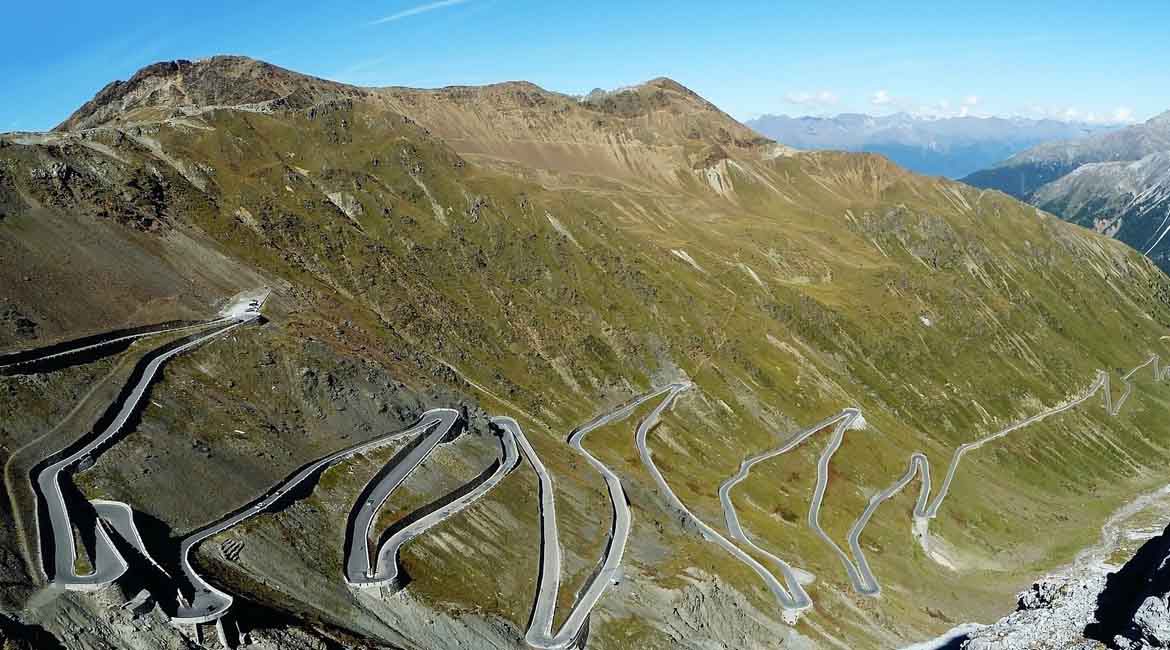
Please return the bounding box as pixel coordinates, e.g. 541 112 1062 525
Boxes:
1134 595 1170 647
1018 579 1073 611
1029 152 1170 270
960 519 1170 650
54 56 366 132
964 110 1170 198
961 576 1108 650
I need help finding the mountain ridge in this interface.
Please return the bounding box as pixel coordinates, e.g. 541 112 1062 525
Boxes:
53 56 779 192
55 56 761 147
963 109 1170 271
964 111 1170 197
54 55 368 132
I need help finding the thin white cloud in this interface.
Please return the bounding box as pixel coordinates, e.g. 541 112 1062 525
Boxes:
784 90 838 107
370 0 472 25
341 55 392 77
870 89 892 106
900 95 991 120
958 97 979 118
1023 104 1133 125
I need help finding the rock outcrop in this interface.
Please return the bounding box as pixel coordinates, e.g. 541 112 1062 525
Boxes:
961 524 1170 650
54 56 366 131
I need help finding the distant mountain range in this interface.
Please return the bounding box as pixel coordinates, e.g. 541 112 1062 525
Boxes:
963 111 1170 270
747 112 1118 178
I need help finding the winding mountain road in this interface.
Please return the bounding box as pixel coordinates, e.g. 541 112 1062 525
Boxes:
90 499 168 576
495 383 689 650
719 356 1167 608
716 412 863 612
356 425 521 587
176 409 457 622
16 282 1170 644
342 409 460 585
632 383 825 619
36 317 254 590
0 321 211 375
1 289 267 376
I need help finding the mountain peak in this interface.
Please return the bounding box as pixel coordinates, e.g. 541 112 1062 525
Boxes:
574 76 726 116
641 76 693 94
55 55 361 131
1148 109 1170 127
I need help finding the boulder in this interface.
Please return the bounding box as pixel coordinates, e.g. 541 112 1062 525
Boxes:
1017 579 1066 610
1135 595 1170 647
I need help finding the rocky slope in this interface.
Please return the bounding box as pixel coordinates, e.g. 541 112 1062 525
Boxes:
963 112 1170 272
958 517 1170 649
4 56 1170 649
1030 152 1170 269
54 56 367 132
378 75 784 191
748 112 1114 179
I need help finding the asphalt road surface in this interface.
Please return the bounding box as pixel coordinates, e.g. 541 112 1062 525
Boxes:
356 424 521 587
504 383 689 650
343 409 461 585
719 356 1164 605
176 409 456 623
36 317 253 590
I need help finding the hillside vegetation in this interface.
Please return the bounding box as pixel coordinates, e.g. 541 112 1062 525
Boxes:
4 56 1170 649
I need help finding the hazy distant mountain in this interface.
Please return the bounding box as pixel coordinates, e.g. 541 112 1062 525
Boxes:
964 111 1170 269
963 111 1170 200
747 112 1117 178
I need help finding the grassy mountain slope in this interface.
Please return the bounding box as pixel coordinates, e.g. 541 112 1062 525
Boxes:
4 56 1170 649
377 74 784 192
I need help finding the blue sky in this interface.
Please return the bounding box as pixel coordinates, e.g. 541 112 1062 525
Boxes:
3 1 1169 131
